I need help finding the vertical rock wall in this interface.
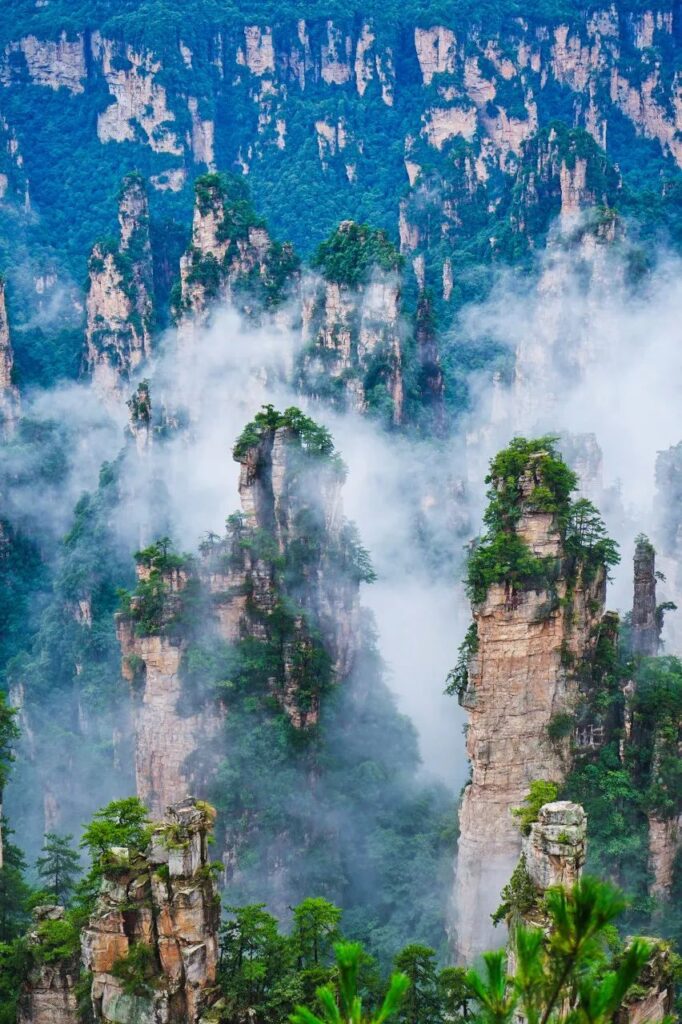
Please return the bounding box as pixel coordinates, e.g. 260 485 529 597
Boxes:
17 907 79 1024
0 278 19 436
452 456 606 962
300 221 404 424
84 174 154 396
117 411 360 816
632 536 659 656
82 799 220 1024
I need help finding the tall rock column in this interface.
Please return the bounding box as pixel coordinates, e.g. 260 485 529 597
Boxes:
176 172 298 339
116 551 224 818
452 440 608 962
632 535 659 656
501 801 676 1024
84 173 154 397
0 278 19 436
117 407 362 815
300 221 404 425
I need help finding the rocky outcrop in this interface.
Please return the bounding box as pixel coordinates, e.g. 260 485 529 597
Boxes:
176 173 298 338
632 535 659 657
614 939 677 1024
300 221 404 424
17 906 79 1024
0 277 19 436
502 801 676 1024
522 801 587 897
81 798 220 1024
415 295 445 433
452 446 607 962
503 801 587 964
117 408 361 814
84 174 154 396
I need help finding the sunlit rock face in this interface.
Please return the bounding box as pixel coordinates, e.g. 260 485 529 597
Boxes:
177 173 299 344
452 455 606 963
81 799 220 1024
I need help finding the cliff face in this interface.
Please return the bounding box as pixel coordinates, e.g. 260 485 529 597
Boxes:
0 279 19 436
116 409 360 817
17 906 79 1024
300 221 404 424
453 445 607 962
177 173 298 338
84 174 154 396
82 799 219 1024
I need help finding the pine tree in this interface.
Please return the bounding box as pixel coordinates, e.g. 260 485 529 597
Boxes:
35 833 81 905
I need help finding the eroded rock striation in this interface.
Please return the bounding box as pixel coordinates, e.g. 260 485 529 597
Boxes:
501 801 676 1024
452 440 609 962
84 173 154 396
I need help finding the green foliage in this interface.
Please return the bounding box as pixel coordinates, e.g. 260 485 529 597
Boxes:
466 877 652 1024
465 439 618 603
0 696 18 794
485 437 577 531
444 623 478 701
491 856 537 927
293 898 343 969
0 829 32 942
233 405 341 466
312 223 403 288
466 533 554 605
111 942 156 996
393 944 439 1024
564 499 620 582
511 781 560 837
32 916 80 964
80 797 151 866
290 941 409 1024
35 833 81 905
546 713 575 744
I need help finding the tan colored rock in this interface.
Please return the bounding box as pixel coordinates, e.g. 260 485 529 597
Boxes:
321 21 351 85
300 226 404 424
523 801 587 892
453 460 606 962
422 104 477 149
243 25 275 76
17 907 79 1024
15 34 86 93
414 27 457 85
188 97 215 168
647 813 682 900
610 67 682 168
83 799 220 1024
94 35 182 155
84 174 154 396
615 940 677 1024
